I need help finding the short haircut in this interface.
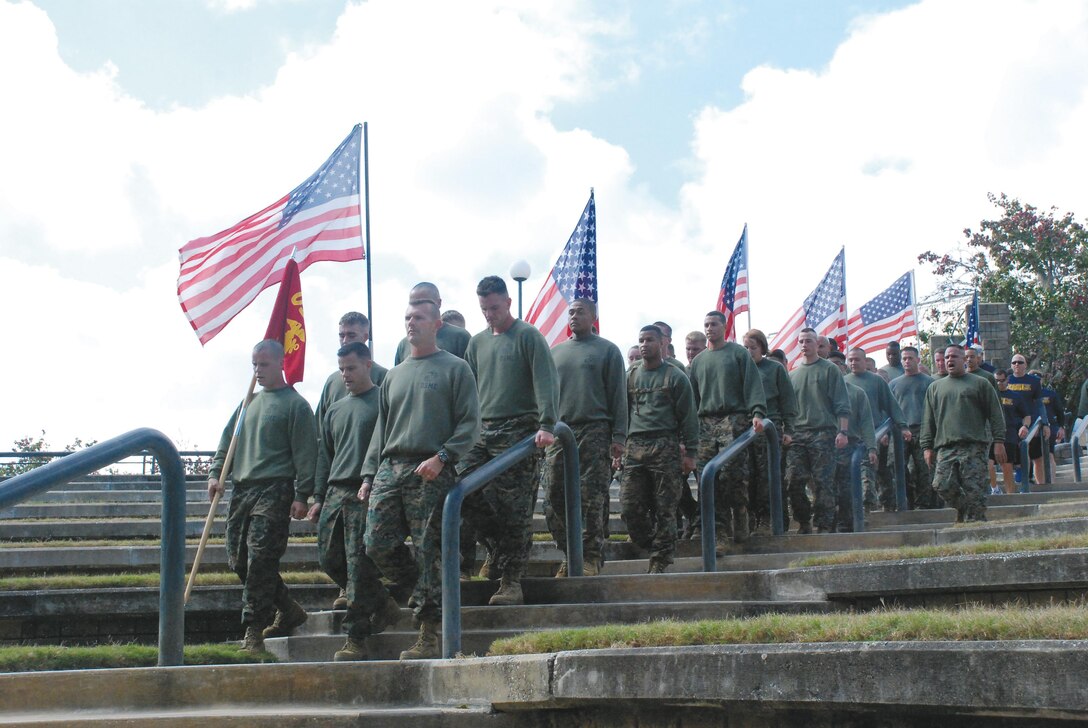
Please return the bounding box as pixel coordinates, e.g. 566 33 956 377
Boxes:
652 321 673 338
409 300 441 319
441 310 465 327
865 357 877 366
743 328 769 355
476 275 508 297
995 368 1009 378
800 327 817 335
849 346 867 357
933 346 946 355
640 325 663 339
409 282 440 304
571 298 598 316
704 311 727 324
339 311 370 328
944 343 964 352
253 339 284 360
685 331 707 343
886 341 901 349
828 351 846 363
901 345 919 355
337 342 372 360
769 349 787 364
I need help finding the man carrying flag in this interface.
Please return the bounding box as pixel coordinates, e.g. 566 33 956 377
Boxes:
526 190 597 346
769 249 848 367
716 225 750 343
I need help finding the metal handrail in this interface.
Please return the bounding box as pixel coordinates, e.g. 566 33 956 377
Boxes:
874 418 909 512
700 419 781 572
1019 417 1050 492
440 421 580 658
849 444 868 533
1072 417 1087 484
0 428 186 666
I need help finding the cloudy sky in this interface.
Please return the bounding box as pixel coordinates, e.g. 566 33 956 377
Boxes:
2 0 1087 450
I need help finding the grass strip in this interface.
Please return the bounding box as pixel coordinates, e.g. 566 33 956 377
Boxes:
952 510 1088 528
0 570 334 591
790 533 1088 567
488 604 1088 656
0 643 276 672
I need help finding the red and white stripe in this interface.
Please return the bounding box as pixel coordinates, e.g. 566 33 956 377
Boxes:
769 304 848 369
525 275 572 347
847 307 917 354
178 195 362 345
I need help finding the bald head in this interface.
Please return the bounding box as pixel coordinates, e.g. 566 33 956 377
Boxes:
409 282 441 306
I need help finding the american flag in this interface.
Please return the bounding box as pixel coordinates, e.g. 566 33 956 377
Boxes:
526 190 597 346
177 125 364 345
846 271 918 354
769 248 847 367
716 224 749 342
963 289 981 347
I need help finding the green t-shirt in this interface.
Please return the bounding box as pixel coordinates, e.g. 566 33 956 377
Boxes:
920 373 1005 450
889 372 934 427
314 362 387 438
315 386 380 500
626 361 698 451
844 370 906 430
845 381 877 452
465 319 559 431
687 343 767 419
394 324 471 365
361 350 480 480
969 367 998 392
755 357 798 434
551 333 628 443
211 386 317 501
789 357 851 432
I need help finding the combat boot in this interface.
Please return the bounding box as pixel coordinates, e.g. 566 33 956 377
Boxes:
240 625 266 654
370 595 401 634
647 558 667 574
583 560 600 577
488 576 524 606
732 506 750 544
478 553 500 580
399 622 440 660
262 598 308 638
332 588 348 610
333 637 369 661
554 561 568 578
714 531 732 556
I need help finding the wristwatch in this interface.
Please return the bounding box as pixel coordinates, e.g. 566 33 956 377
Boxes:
436 449 451 464
838 429 849 436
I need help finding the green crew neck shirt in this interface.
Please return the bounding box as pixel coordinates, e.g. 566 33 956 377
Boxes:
687 342 767 419
552 333 628 443
920 373 1005 450
789 357 851 432
315 386 380 500
626 361 698 450
465 319 559 431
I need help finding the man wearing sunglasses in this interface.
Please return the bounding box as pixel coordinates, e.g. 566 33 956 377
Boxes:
1007 355 1050 484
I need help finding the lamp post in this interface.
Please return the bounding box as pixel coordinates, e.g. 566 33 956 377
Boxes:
510 260 531 319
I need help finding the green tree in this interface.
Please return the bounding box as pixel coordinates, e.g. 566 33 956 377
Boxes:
919 193 1088 406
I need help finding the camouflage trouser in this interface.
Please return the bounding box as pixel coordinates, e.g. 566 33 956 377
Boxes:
459 416 540 581
833 441 866 532
932 442 989 522
747 421 784 527
904 426 940 509
542 421 612 565
319 483 409 639
225 480 294 627
785 430 837 530
365 458 452 625
620 433 682 564
697 414 751 533
863 439 896 511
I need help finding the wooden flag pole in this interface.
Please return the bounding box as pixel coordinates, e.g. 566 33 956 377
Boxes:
184 373 257 604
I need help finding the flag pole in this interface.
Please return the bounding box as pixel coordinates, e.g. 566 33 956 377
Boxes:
184 374 257 604
745 223 752 334
363 121 373 348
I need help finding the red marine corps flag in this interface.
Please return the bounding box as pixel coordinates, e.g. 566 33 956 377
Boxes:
262 258 306 385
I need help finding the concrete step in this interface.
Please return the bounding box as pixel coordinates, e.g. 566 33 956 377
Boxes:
0 518 318 541
0 501 230 520
20 490 215 504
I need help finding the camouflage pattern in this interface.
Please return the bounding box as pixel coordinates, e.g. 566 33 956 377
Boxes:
784 430 837 530
319 483 413 640
833 441 867 532
904 425 941 509
542 421 612 564
861 441 896 511
364 457 453 624
459 415 540 581
746 420 783 527
696 413 751 532
932 442 989 522
620 433 683 564
225 479 295 627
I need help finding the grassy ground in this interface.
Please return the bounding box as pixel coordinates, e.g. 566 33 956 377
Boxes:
0 643 276 672
790 533 1088 567
0 570 334 591
488 604 1088 655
